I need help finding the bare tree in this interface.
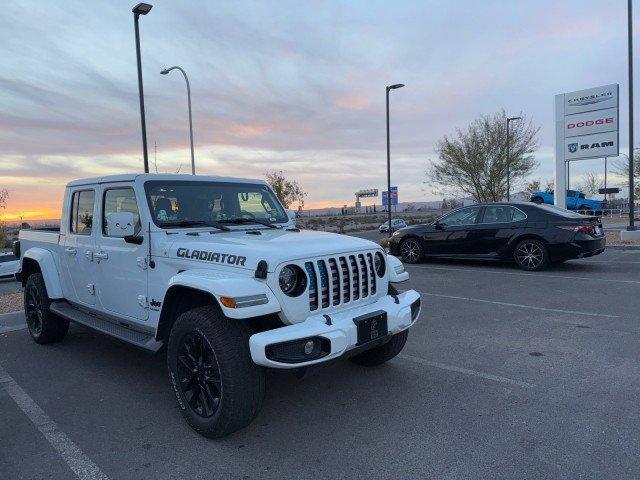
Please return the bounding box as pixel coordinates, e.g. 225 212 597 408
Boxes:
524 178 554 197
265 170 307 209
426 110 539 202
0 189 9 248
578 173 604 196
612 153 640 197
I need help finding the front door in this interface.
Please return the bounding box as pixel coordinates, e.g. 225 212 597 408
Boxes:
95 185 148 321
425 206 482 255
64 189 97 306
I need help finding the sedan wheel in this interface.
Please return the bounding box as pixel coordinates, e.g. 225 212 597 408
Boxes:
400 238 423 264
514 239 548 271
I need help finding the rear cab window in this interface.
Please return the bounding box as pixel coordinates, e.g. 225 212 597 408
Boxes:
70 190 95 235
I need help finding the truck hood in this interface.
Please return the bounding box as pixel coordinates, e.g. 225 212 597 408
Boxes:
158 228 381 272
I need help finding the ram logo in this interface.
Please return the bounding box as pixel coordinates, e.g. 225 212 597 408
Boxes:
568 143 578 153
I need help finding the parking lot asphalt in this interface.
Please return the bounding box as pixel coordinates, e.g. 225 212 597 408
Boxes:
1 239 640 479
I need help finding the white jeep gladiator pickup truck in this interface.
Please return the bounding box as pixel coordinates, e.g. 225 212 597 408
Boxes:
15 173 421 438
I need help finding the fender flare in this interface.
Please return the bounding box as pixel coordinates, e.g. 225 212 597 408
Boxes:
165 269 281 319
22 247 64 298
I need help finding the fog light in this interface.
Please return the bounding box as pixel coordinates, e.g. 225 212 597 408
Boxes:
265 337 331 364
304 340 315 355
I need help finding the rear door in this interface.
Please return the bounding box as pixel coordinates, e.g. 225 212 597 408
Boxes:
63 189 97 306
476 205 527 256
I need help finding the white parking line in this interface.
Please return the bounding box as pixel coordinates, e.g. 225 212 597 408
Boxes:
408 265 640 285
0 364 109 480
0 324 26 334
401 354 535 389
420 292 619 318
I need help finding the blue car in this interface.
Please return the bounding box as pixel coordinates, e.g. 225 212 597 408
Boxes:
529 190 603 212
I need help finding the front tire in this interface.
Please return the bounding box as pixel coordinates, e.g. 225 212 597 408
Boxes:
513 239 549 271
167 305 265 438
349 330 408 367
400 238 424 264
532 197 543 205
24 273 69 344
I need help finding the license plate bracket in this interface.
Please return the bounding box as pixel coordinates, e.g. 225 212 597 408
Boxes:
353 310 388 345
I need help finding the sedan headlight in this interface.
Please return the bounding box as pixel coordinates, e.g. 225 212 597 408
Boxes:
279 264 306 296
374 252 386 277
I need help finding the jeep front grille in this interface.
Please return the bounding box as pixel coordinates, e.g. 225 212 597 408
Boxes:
306 253 378 312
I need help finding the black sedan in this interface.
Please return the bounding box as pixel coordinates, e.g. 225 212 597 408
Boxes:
388 202 605 271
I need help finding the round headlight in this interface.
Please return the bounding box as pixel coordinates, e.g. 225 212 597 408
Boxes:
279 265 306 296
374 252 386 277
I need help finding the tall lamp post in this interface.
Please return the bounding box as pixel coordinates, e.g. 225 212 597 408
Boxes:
386 83 404 237
506 116 521 201
161 66 195 175
627 0 636 231
132 3 153 174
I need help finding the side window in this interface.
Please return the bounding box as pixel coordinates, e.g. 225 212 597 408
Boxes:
512 208 527 221
103 188 141 236
70 190 95 235
440 206 481 226
482 205 515 223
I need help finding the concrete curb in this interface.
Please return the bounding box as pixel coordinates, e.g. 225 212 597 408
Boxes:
606 245 640 251
0 310 23 319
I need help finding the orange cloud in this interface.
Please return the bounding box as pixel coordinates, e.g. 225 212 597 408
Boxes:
334 93 372 111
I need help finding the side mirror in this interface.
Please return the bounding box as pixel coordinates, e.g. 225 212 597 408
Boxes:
434 221 445 230
286 209 297 226
106 212 136 238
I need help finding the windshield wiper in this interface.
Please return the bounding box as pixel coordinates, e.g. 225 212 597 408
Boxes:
159 220 231 231
218 218 280 229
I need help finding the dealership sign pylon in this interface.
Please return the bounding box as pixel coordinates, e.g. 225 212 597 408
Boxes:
554 84 619 208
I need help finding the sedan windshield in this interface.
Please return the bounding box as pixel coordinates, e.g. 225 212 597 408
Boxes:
144 180 288 228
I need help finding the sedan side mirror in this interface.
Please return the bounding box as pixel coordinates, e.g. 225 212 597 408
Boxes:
434 221 445 230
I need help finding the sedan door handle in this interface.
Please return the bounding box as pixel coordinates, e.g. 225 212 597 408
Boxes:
64 247 77 255
94 251 109 261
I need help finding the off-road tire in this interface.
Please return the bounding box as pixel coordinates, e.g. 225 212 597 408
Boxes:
513 239 549 271
24 273 69 344
167 305 265 438
349 330 409 367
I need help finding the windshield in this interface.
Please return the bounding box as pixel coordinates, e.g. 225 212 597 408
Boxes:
144 180 288 228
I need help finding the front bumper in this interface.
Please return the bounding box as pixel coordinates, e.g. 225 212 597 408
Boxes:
249 289 421 368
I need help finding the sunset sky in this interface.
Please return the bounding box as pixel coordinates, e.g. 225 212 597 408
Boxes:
0 0 637 220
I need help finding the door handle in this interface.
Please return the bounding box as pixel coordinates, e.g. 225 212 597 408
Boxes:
64 247 77 255
94 251 109 261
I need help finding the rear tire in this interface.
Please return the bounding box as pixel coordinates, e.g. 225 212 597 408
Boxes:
513 239 549 271
24 273 69 344
532 197 543 205
400 238 423 264
167 305 265 439
349 330 408 367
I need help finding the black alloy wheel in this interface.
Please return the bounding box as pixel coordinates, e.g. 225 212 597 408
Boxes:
177 331 222 418
400 238 423 264
514 239 548 271
25 283 44 337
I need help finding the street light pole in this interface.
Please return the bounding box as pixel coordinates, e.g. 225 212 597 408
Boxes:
161 66 195 175
506 116 521 201
386 83 404 238
132 3 153 174
628 0 636 230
